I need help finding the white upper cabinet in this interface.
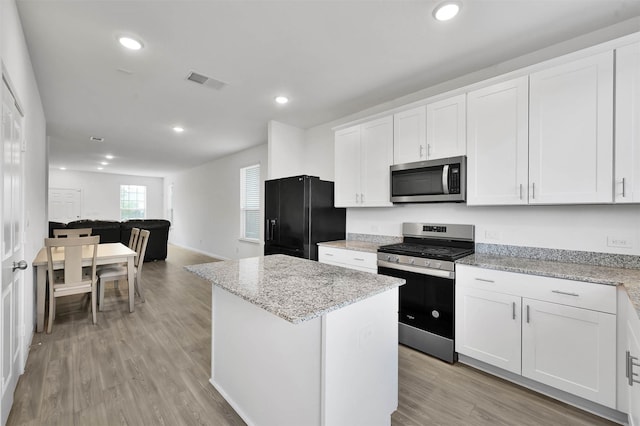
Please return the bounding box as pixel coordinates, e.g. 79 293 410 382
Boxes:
529 51 614 204
615 42 640 203
393 106 426 165
467 77 529 205
426 94 466 159
334 116 393 208
334 125 361 207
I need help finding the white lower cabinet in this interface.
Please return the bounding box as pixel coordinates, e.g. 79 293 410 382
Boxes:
622 291 640 425
521 298 616 407
456 264 617 408
318 246 377 273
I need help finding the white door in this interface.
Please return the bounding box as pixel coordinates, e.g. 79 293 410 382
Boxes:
1 79 25 425
393 106 426 164
48 188 81 222
467 77 529 205
360 116 393 207
426 94 466 159
334 125 361 207
529 52 614 204
455 286 522 374
522 298 616 408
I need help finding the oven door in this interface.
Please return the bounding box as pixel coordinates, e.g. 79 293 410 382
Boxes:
378 266 454 339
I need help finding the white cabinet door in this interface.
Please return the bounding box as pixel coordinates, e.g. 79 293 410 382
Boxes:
522 298 616 408
393 106 426 164
426 94 466 159
627 297 640 426
615 42 640 203
334 126 361 207
529 52 614 204
467 77 529 205
455 286 522 374
360 116 393 207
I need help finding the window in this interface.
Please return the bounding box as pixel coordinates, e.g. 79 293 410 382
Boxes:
120 185 146 220
240 164 260 241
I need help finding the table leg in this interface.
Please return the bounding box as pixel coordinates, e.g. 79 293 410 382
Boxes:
36 266 46 333
128 257 135 313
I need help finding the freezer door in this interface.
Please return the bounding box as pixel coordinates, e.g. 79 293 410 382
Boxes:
264 179 280 243
277 176 308 250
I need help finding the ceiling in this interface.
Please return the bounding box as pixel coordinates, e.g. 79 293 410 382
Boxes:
16 0 640 178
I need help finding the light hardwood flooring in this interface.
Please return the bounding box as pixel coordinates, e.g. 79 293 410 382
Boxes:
8 245 616 425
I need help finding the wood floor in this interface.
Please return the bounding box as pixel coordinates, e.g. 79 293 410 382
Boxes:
7 245 616 426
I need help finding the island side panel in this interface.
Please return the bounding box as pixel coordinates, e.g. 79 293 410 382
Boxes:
321 288 399 426
211 286 322 426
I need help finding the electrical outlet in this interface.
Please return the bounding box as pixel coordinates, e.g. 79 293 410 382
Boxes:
607 236 632 248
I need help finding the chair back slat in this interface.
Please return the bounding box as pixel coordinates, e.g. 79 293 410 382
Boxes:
135 230 151 273
128 227 140 251
45 235 99 287
53 228 93 238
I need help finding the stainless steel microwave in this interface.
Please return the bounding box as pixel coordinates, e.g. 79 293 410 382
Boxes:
390 156 466 203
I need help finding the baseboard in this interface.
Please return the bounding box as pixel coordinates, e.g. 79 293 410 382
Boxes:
168 243 230 260
458 354 628 425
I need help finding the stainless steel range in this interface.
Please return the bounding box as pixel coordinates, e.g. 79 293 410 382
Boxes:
377 223 474 363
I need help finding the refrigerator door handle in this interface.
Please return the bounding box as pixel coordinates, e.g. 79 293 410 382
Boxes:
266 219 271 240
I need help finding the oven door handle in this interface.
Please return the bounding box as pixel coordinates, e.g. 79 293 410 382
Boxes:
378 260 454 279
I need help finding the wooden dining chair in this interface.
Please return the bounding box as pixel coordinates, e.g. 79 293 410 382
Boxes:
98 229 149 310
45 235 100 334
128 227 140 251
53 228 92 238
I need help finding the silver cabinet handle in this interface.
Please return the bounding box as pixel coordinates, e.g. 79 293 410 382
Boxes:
353 258 365 262
474 278 495 283
531 182 535 199
551 290 579 297
622 177 627 198
627 351 640 386
419 145 425 158
325 253 334 257
512 302 516 320
526 305 530 323
427 144 432 157
361 193 364 204
519 184 523 200
355 193 360 203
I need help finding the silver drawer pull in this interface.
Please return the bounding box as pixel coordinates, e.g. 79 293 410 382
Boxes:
512 302 516 320
406 315 415 320
627 351 640 386
325 253 334 256
475 278 495 283
551 290 579 297
353 258 365 262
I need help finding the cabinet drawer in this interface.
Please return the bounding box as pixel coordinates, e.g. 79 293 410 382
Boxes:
318 246 377 272
456 265 616 314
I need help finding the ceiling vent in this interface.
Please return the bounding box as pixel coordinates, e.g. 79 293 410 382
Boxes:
186 71 227 90
90 136 104 142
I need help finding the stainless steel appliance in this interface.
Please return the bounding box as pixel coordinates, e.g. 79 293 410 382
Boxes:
390 155 466 203
264 175 346 261
377 222 474 363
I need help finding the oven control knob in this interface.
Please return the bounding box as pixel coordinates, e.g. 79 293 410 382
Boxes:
434 262 442 269
409 258 415 265
394 256 399 263
425 260 431 267
386 255 392 261
432 310 440 319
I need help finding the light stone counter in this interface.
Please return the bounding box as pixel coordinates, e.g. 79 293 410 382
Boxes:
317 239 381 253
186 254 404 324
457 253 640 316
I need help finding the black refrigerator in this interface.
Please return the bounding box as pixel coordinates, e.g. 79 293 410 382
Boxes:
264 175 346 261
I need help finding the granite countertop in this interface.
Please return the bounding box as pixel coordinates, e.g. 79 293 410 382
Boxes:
457 253 640 316
317 240 381 253
186 254 405 324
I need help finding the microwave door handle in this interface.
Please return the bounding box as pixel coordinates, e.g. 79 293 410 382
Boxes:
442 164 450 194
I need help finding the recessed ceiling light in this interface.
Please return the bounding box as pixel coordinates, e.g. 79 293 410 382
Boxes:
97 167 104 171
173 126 185 133
100 162 109 166
105 154 114 160
118 36 143 50
275 96 289 105
59 167 66 171
433 1 461 21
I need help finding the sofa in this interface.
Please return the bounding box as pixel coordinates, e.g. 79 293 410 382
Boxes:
50 219 171 261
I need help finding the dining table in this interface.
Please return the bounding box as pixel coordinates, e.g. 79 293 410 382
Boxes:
32 242 137 332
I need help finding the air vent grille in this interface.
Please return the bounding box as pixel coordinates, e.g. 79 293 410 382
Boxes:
90 136 104 142
186 71 227 90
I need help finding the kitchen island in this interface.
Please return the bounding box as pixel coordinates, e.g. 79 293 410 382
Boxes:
186 254 405 426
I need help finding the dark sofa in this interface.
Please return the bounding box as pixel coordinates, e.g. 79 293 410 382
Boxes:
50 219 171 261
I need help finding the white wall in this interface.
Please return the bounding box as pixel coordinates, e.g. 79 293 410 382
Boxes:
48 169 164 221
164 143 267 260
2 0 47 364
267 120 305 179
294 18 640 256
